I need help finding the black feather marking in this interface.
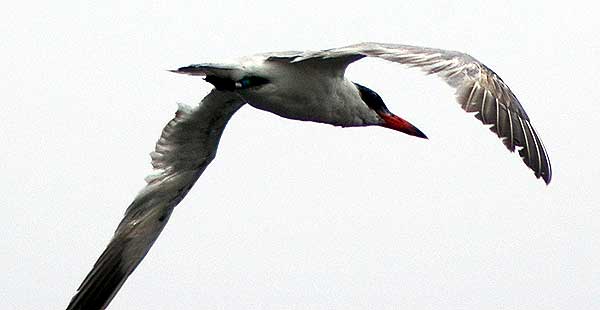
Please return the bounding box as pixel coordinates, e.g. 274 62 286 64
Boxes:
204 75 270 91
353 82 389 113
204 75 236 91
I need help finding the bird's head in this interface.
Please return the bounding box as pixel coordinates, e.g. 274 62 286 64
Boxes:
354 83 427 139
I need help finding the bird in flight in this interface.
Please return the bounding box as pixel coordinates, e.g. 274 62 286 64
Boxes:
66 42 551 309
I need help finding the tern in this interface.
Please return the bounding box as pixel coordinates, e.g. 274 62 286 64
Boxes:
66 42 551 309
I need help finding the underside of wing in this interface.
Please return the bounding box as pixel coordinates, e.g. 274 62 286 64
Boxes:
66 90 244 310
301 42 551 184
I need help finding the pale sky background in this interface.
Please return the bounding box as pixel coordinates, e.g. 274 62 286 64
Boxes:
2 1 599 309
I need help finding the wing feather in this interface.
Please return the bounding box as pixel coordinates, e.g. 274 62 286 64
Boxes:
66 90 244 310
292 42 551 183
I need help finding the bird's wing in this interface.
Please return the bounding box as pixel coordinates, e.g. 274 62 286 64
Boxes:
66 89 245 310
291 42 551 184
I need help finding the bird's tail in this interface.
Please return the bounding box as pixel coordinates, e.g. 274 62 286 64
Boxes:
170 63 250 91
170 62 242 77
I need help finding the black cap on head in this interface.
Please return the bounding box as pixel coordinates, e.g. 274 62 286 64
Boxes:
353 82 391 114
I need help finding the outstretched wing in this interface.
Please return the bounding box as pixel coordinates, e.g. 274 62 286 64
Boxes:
291 42 552 184
66 90 245 310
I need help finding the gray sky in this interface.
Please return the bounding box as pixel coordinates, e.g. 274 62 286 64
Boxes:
2 1 599 309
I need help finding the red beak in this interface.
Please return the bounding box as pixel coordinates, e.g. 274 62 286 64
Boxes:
379 112 428 139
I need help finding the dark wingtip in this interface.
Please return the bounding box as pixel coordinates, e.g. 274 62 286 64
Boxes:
66 242 129 310
541 170 552 185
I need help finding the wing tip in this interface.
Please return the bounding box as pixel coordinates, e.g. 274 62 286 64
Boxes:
542 174 552 185
66 244 129 310
540 166 552 185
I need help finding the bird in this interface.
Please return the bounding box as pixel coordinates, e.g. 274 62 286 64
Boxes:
66 42 551 309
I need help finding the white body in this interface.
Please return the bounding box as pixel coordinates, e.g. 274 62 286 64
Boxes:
234 57 384 127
